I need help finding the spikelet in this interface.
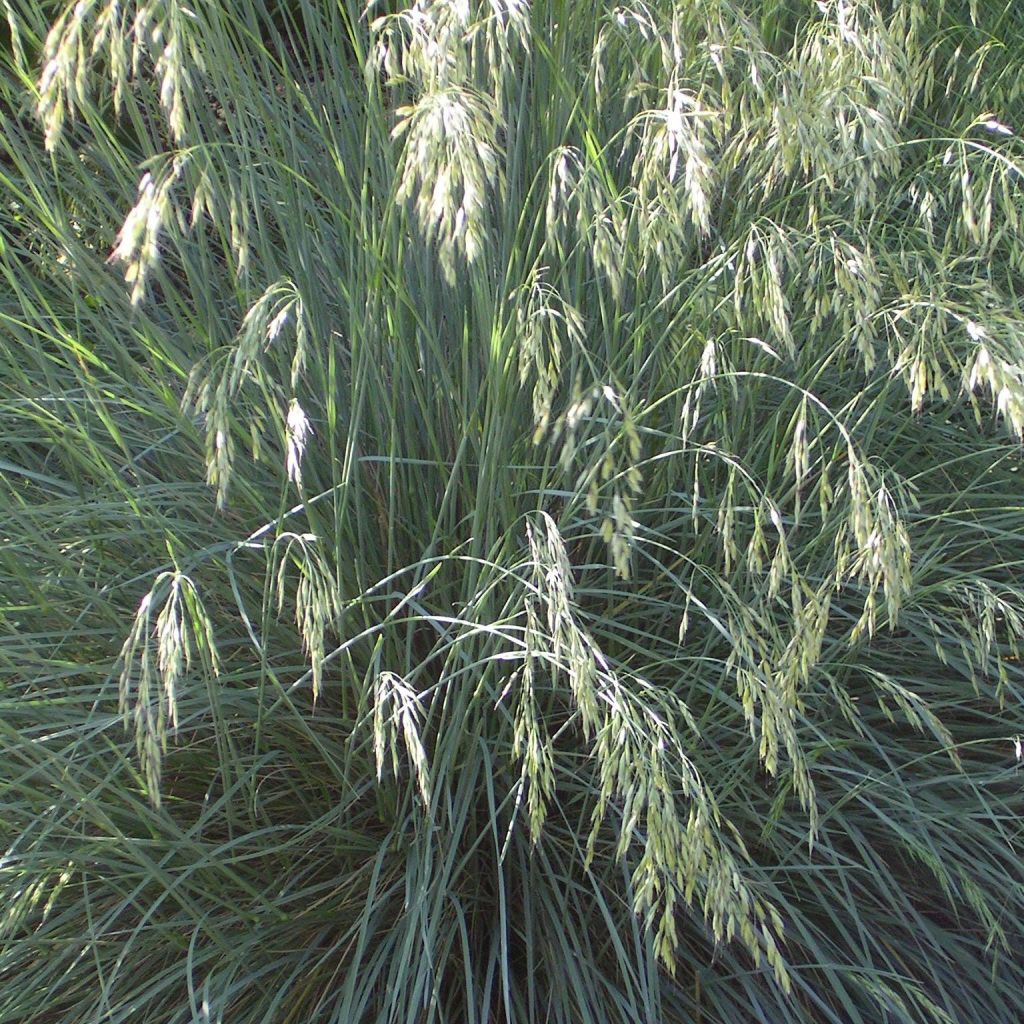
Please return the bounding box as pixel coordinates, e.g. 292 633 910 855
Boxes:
38 0 202 150
392 86 501 285
511 270 583 443
373 671 432 810
183 279 309 508
116 571 219 806
374 0 512 284
107 156 187 306
271 533 342 702
521 513 790 983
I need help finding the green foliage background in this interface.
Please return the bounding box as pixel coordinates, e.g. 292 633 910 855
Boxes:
2 1 1024 1021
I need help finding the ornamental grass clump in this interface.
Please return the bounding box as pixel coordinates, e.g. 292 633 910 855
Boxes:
2 1 1024 1021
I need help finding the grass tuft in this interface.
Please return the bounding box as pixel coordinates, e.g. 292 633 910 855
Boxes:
3 1 1024 1021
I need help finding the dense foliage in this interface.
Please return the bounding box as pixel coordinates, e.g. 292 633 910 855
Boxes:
2 1 1024 1021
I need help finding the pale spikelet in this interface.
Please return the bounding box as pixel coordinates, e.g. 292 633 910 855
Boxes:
525 512 601 736
588 675 790 987
867 670 956 755
678 336 727 457
183 279 308 508
771 584 831 811
592 2 657 111
587 191 629 303
631 87 719 284
285 400 312 488
510 657 555 842
544 146 584 244
519 510 790 980
373 671 432 809
131 2 204 142
483 0 530 34
743 490 791 592
733 221 797 355
272 533 341 701
790 400 810 497
802 232 882 372
512 271 583 442
960 580 1001 692
762 0 908 216
116 571 220 806
884 288 1024 440
90 2 127 79
150 16 193 141
544 146 627 302
910 575 1024 705
716 464 740 573
978 116 1013 136
37 0 200 150
37 0 98 150
108 156 186 306
939 136 1021 256
372 0 471 91
557 384 643 578
951 581 1024 703
965 334 1024 441
844 462 913 640
723 589 815 822
886 298 953 413
470 0 531 108
392 86 501 284
3 0 27 72
374 1 516 284
666 93 716 231
3 865 77 939
908 177 938 238
235 281 309 391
